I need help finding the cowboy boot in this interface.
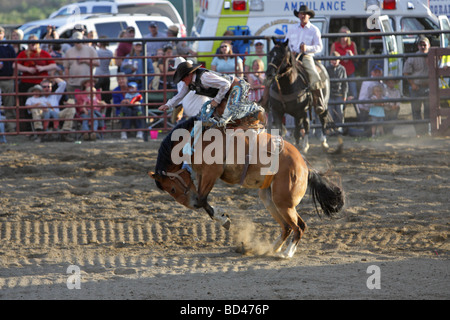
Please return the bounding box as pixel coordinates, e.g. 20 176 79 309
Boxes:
311 89 325 115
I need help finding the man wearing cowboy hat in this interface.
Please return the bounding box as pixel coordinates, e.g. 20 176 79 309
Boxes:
159 60 262 126
158 61 228 111
285 5 326 115
160 57 211 119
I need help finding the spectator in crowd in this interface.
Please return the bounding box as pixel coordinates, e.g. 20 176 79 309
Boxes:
211 41 243 77
145 22 166 57
369 83 387 138
247 58 265 102
151 48 164 90
330 26 358 99
119 81 144 140
15 34 57 131
40 78 76 142
244 39 267 74
0 27 17 131
326 51 348 133
87 30 98 49
110 72 127 124
403 36 430 136
50 43 64 76
63 32 100 96
25 84 49 141
384 78 401 134
95 36 113 113
77 79 106 141
10 28 25 56
357 64 383 124
115 26 135 72
122 41 155 90
41 25 59 53
216 30 238 55
112 73 128 106
157 45 176 89
166 25 195 57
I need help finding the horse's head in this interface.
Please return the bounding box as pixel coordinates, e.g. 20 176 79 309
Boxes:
149 168 198 209
266 38 290 80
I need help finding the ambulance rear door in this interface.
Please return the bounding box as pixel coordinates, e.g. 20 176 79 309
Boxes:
378 15 401 77
439 15 450 68
439 15 450 48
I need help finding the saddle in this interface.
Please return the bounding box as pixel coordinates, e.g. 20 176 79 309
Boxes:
269 58 325 107
205 77 266 130
294 58 325 89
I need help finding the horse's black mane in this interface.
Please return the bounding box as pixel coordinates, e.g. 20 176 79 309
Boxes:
154 116 197 176
271 44 300 87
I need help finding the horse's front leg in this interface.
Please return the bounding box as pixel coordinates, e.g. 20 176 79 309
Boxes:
204 203 231 230
194 173 231 230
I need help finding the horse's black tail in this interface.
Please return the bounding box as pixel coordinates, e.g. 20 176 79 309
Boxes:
308 169 344 218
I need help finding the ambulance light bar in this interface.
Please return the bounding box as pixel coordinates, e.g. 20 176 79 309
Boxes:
382 0 397 10
365 0 397 10
232 0 247 11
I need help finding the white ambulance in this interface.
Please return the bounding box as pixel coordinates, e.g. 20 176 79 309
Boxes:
192 0 450 74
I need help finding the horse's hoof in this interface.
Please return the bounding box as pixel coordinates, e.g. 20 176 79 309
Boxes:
222 219 231 230
274 251 289 259
303 143 310 153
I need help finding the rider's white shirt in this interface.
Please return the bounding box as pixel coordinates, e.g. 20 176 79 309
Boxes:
285 22 323 56
165 71 232 110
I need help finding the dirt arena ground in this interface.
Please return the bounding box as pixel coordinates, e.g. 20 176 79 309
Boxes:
0 129 448 300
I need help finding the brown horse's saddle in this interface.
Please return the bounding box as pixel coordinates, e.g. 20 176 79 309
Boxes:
239 132 284 188
203 77 266 130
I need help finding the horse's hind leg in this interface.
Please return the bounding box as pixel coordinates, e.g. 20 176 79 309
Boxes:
276 206 307 259
293 116 303 146
258 188 291 253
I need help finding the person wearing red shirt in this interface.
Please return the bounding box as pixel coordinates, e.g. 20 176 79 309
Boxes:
115 26 135 72
14 34 57 131
330 26 358 99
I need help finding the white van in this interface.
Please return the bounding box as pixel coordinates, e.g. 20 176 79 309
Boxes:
47 0 186 37
20 14 175 43
55 14 174 40
192 0 450 71
49 1 118 19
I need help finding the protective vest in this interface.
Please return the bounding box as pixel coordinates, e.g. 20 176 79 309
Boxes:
188 68 232 98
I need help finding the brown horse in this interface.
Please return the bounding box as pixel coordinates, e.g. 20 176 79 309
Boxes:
149 117 344 258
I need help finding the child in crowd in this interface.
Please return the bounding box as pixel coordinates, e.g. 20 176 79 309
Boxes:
384 79 401 134
25 85 50 140
123 82 143 116
326 51 348 133
369 84 387 138
120 82 144 140
77 79 106 141
247 58 265 102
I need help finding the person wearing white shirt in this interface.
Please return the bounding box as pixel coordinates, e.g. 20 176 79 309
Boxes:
165 57 211 118
40 78 76 141
284 5 326 115
158 61 263 126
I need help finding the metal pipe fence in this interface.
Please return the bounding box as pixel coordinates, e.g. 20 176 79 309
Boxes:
0 28 449 141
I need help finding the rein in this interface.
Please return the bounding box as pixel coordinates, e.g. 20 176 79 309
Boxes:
267 58 294 110
165 169 190 194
